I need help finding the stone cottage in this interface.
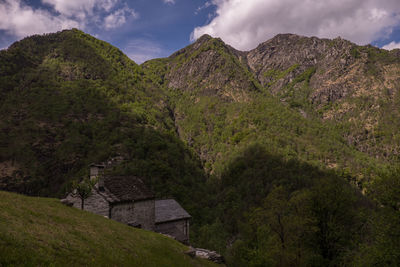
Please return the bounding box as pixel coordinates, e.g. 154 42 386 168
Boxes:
65 164 155 230
155 199 191 244
64 164 191 242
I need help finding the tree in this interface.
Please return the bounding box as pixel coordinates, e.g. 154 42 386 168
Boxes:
73 177 97 210
356 168 400 266
309 177 359 265
247 186 316 267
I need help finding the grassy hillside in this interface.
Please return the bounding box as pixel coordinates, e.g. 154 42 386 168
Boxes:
0 191 217 266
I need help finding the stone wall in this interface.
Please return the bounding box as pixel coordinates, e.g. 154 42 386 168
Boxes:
156 219 189 244
110 202 135 225
65 193 81 209
64 191 158 233
134 199 155 231
65 189 110 218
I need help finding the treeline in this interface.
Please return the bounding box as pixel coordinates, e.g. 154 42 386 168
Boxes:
0 30 213 242
192 145 400 266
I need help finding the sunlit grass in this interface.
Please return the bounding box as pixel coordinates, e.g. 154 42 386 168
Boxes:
0 191 217 266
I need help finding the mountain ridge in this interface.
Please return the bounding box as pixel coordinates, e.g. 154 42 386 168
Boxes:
156 32 400 167
2 28 396 194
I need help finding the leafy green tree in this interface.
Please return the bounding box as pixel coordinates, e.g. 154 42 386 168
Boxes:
242 186 316 267
355 168 400 266
309 177 361 266
196 219 229 254
73 177 97 210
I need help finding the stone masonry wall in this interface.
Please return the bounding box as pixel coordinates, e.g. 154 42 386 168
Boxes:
66 189 110 218
134 199 155 231
110 202 135 225
156 219 189 243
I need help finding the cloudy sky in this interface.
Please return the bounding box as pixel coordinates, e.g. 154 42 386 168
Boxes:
1 0 400 63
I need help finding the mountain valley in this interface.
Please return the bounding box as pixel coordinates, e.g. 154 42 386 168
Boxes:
1 29 400 265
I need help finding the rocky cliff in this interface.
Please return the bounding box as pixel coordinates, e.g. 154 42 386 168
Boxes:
147 33 400 179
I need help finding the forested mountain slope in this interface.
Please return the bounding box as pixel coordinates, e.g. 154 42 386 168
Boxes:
0 29 208 222
145 34 398 183
246 33 400 162
1 29 400 266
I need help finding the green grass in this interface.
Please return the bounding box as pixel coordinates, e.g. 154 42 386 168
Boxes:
0 191 218 267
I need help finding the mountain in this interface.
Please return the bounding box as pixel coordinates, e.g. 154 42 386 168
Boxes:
144 33 390 181
0 190 216 266
0 29 207 205
246 33 400 162
1 29 400 265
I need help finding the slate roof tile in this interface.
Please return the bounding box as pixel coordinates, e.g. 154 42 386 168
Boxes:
155 199 191 223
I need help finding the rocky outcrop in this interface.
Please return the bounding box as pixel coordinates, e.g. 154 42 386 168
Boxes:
246 33 357 100
165 35 259 103
185 247 224 264
162 33 400 165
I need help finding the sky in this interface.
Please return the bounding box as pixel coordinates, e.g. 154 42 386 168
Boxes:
1 0 400 64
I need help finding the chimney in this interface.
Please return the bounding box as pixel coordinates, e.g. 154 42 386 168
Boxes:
89 163 105 190
98 174 105 191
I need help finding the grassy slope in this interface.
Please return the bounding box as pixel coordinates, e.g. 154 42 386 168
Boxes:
0 191 217 267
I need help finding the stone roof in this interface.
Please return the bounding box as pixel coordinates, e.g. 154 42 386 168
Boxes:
101 175 154 203
155 199 191 223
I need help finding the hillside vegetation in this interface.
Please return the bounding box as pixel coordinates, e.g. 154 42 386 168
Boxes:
0 191 216 266
0 29 207 214
1 29 400 266
145 34 399 183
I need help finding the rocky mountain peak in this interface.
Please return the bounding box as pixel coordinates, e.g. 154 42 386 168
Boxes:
165 34 259 102
245 33 359 97
193 34 213 44
169 34 226 59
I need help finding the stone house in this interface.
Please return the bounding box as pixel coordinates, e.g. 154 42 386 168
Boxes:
65 164 155 230
155 199 191 244
64 164 191 241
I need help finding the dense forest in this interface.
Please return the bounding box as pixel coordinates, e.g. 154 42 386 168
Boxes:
1 29 400 266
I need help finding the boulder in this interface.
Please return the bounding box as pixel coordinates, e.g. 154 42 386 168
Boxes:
185 247 224 264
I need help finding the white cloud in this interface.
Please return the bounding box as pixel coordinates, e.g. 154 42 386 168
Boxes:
163 0 176 5
42 0 95 19
0 0 79 38
42 0 120 18
191 0 400 50
0 0 135 39
100 0 118 12
382 41 400 50
125 38 166 64
195 1 213 15
104 6 138 30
